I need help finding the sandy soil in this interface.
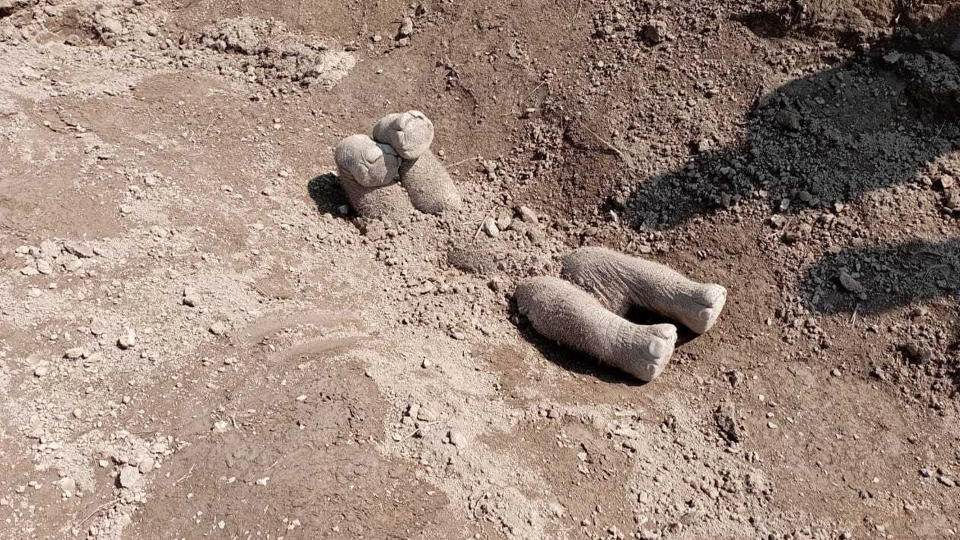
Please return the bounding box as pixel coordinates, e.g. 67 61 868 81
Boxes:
1 0 959 538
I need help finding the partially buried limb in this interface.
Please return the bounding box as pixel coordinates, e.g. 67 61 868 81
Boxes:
372 111 461 214
371 110 435 160
334 134 414 220
561 247 726 334
399 150 462 214
515 276 677 382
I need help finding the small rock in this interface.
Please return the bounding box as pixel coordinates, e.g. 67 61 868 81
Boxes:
938 476 956 488
117 328 137 349
640 20 669 44
36 259 53 275
137 457 155 473
57 477 76 496
937 175 955 190
448 430 467 448
33 363 50 378
482 217 500 238
838 270 864 294
882 51 903 64
209 322 228 336
397 16 414 38
518 205 538 224
64 347 84 360
118 465 141 488
182 287 198 307
416 406 438 422
901 342 932 365
39 240 59 258
495 209 513 231
768 215 787 229
713 402 743 443
775 109 801 131
63 243 94 258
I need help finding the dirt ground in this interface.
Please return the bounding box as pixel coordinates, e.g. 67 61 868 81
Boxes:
1 0 959 538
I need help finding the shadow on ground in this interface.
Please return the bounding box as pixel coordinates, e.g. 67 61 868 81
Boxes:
625 50 959 231
623 14 960 315
307 173 351 216
801 239 960 315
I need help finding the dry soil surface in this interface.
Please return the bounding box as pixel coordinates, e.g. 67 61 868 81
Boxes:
1 0 959 539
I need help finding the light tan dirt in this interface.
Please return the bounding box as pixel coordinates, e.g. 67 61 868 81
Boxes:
1 0 958 539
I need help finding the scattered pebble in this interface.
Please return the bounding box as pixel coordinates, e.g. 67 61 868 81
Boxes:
117 328 137 349
118 465 142 488
449 430 467 448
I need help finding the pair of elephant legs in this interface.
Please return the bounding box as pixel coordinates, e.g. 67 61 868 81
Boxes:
334 111 461 220
516 248 727 382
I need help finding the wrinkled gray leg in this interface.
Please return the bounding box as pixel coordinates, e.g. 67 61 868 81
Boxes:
515 276 677 382
333 134 413 220
562 247 727 334
399 150 462 214
371 111 461 214
336 167 415 221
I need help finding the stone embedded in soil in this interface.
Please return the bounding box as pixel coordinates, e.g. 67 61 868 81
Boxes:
641 20 669 44
182 287 198 307
118 465 141 488
57 477 76 496
482 217 500 237
518 205 538 224
397 17 414 38
117 328 137 349
901 342 932 365
496 208 513 230
448 430 467 448
416 406 438 422
714 403 743 443
838 270 864 294
209 321 228 336
36 259 53 275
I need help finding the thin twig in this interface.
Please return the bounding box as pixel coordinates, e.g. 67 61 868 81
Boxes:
473 208 496 241
849 305 858 326
76 498 121 528
450 155 480 169
173 464 195 486
401 420 440 441
517 81 546 111
579 120 634 168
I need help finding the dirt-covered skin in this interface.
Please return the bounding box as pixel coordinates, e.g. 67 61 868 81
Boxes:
1 0 958 539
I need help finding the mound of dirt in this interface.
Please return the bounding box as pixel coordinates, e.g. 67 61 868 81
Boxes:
193 17 356 87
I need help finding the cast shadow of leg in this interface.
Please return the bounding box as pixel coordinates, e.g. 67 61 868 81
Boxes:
306 173 352 219
801 238 960 316
624 42 959 231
